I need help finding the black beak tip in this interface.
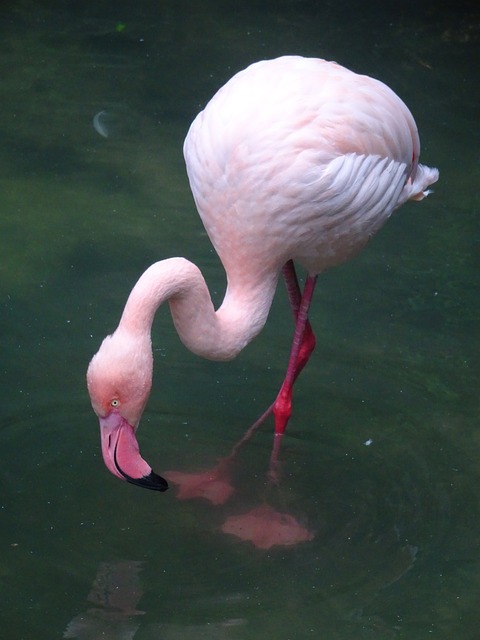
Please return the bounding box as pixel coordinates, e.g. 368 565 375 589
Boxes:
125 470 169 492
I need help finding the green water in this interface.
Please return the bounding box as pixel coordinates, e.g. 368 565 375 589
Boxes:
1 1 479 638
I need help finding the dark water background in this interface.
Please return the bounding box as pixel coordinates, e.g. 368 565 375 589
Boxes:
1 1 479 638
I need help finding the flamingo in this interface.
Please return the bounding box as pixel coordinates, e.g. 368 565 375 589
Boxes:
87 56 438 492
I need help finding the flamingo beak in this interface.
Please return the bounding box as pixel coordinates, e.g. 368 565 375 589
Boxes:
99 413 168 492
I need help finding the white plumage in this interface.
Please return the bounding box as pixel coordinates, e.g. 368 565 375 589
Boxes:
87 56 438 491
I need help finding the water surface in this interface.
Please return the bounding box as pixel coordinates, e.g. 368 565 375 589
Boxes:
1 1 479 638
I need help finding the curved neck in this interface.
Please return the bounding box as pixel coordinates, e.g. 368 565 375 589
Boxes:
118 257 278 361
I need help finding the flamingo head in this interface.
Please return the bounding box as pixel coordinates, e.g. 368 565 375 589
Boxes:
86 328 168 492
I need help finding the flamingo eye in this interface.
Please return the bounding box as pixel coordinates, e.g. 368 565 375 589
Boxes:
111 399 120 407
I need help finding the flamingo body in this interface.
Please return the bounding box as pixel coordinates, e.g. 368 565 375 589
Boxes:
185 56 434 280
87 56 438 490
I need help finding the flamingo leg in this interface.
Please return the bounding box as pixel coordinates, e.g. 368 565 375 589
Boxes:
267 270 317 483
242 262 317 437
163 266 318 505
215 263 316 480
281 260 317 382
273 270 318 436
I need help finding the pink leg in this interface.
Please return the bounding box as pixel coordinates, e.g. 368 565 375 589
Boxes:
244 262 317 437
281 260 316 382
219 263 317 480
273 270 318 436
166 264 319 503
268 269 317 483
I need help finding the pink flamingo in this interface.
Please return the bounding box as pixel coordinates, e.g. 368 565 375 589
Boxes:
87 56 438 494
